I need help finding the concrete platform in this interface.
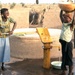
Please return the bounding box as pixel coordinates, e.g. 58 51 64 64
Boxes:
0 56 75 75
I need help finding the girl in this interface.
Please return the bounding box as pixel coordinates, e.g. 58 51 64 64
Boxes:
0 8 16 71
59 10 75 75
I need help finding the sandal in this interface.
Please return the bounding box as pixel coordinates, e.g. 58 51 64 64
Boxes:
1 66 7 71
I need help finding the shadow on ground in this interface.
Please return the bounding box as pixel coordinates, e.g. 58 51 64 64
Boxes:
0 58 75 75
0 58 63 75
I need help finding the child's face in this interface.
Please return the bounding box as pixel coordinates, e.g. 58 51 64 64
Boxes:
62 14 72 23
3 10 9 19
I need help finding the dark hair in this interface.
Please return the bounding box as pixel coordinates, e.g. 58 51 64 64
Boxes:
1 8 8 15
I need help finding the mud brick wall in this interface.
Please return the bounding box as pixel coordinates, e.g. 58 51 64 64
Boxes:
9 8 31 29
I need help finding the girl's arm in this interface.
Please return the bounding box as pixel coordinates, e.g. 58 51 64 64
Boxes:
11 22 17 32
60 10 64 23
69 12 75 30
9 22 17 35
73 12 75 25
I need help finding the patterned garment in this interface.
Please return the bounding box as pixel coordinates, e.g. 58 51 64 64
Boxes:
0 17 15 62
0 17 16 38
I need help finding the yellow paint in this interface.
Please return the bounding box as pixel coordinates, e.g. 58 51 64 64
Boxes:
36 27 61 69
36 28 53 43
36 27 52 69
43 49 50 69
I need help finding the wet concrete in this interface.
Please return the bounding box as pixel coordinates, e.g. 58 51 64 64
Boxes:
0 57 75 75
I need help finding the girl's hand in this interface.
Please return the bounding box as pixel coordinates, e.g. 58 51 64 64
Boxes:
0 33 1 36
8 31 13 36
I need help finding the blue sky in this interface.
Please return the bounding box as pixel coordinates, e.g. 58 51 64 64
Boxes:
0 0 74 4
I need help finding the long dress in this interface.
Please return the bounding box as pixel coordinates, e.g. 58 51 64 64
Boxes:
0 17 15 62
0 38 10 62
